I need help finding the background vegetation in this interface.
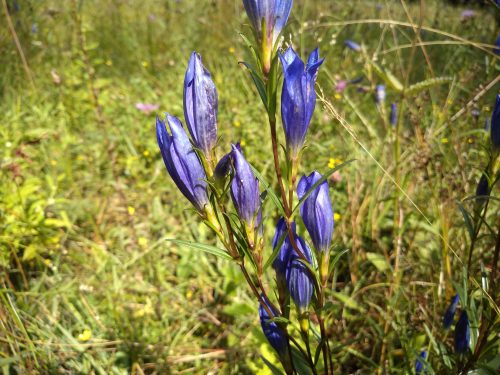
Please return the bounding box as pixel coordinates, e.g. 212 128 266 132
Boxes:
1 0 499 373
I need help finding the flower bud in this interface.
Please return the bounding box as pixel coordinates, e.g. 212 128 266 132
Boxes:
297 171 334 253
443 294 459 329
280 47 324 157
415 351 427 373
490 94 500 148
183 52 218 159
344 39 361 51
454 311 470 353
390 102 398 127
286 235 314 313
230 145 261 230
242 0 293 73
375 84 386 104
156 115 209 212
259 296 288 356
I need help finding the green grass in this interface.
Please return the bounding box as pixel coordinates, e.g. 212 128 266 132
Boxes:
1 0 499 373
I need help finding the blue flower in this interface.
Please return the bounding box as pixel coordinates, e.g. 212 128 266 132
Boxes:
491 94 500 148
183 52 218 158
280 47 324 156
286 235 314 312
375 84 386 104
475 172 490 201
390 103 398 127
443 294 459 329
454 311 470 353
494 33 500 55
259 295 288 356
156 115 209 212
242 0 293 73
214 143 240 182
415 351 427 373
242 0 293 45
230 145 261 229
344 39 361 51
297 171 334 253
272 218 294 278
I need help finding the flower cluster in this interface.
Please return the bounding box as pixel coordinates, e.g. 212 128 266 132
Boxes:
156 1 338 372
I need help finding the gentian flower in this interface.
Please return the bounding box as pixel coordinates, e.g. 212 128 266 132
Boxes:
344 39 361 51
415 351 427 373
272 218 294 279
375 84 386 104
230 145 261 229
259 295 288 356
443 294 459 329
390 103 398 127
183 52 218 158
491 94 500 148
454 311 470 353
280 47 324 157
214 143 240 182
156 114 209 212
297 171 334 253
286 234 314 312
475 172 490 201
242 0 293 73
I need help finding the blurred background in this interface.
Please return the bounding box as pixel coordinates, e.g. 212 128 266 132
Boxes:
1 0 499 373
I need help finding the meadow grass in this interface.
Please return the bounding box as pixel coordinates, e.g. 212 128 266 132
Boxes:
1 0 499 373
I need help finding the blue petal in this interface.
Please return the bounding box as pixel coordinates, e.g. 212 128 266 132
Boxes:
443 294 459 329
273 0 293 41
491 94 500 148
259 295 288 355
454 311 470 353
183 52 218 156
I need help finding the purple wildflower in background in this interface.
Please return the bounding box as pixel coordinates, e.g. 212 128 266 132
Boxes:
415 351 427 373
280 47 324 156
390 103 398 127
286 234 314 312
136 102 159 114
454 311 470 353
375 85 386 104
344 39 361 51
471 108 480 119
184 52 218 158
443 294 459 329
156 115 208 212
490 94 500 148
230 145 261 229
460 9 475 20
297 171 334 253
335 80 347 93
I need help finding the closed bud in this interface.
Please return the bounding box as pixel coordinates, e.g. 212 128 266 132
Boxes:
286 235 314 313
258 296 288 357
184 52 218 159
375 84 386 104
230 145 262 231
390 102 398 127
156 115 209 212
443 294 459 329
242 0 293 74
344 39 361 51
415 350 427 373
490 94 500 148
297 171 334 253
280 47 324 157
454 311 470 353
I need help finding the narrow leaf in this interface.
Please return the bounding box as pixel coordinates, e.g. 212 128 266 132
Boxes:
164 239 233 260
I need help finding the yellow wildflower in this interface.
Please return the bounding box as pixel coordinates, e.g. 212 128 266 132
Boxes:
77 329 92 342
127 206 136 215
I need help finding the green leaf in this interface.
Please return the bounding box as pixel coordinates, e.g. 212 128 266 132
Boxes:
331 291 366 312
239 61 268 110
164 239 233 261
22 245 38 261
366 252 391 272
457 200 474 240
261 355 285 375
292 160 356 215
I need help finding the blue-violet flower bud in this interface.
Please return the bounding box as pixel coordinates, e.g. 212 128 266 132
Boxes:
259 295 288 356
443 294 459 329
156 114 209 212
415 351 427 373
286 235 314 312
454 310 470 353
183 52 218 158
390 103 398 127
490 94 500 148
230 145 261 229
375 84 386 104
280 47 324 157
297 171 334 253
